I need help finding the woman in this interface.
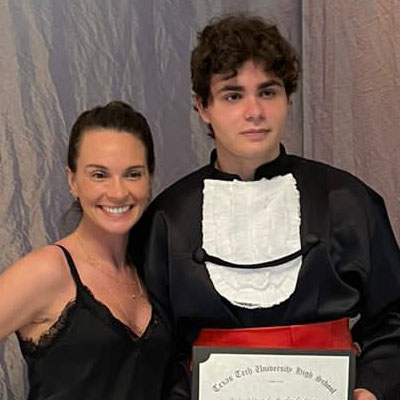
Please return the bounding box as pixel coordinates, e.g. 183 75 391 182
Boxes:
0 101 171 399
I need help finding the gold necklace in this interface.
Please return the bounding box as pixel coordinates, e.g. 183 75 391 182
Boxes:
103 285 150 337
73 231 143 299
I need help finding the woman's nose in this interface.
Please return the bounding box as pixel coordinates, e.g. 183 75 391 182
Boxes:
107 178 129 199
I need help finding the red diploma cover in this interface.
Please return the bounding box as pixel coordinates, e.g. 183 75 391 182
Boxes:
192 319 357 399
194 318 357 352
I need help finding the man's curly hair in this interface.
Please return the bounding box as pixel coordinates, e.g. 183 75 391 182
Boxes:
191 14 299 107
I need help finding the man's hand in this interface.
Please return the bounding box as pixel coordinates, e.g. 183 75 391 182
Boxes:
354 388 378 400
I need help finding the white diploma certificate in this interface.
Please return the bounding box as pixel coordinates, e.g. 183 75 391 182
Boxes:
192 347 355 400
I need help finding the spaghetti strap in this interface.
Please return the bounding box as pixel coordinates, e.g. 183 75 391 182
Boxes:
54 244 85 289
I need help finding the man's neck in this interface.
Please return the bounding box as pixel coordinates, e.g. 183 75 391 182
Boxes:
215 149 280 181
215 158 256 180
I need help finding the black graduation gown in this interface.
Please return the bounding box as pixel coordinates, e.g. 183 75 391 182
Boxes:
132 146 400 399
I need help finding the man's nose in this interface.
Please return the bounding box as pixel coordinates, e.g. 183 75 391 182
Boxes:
244 97 265 122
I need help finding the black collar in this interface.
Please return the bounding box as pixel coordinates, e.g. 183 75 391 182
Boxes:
208 144 292 181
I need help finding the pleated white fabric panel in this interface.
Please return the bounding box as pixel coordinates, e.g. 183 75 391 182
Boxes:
202 175 302 309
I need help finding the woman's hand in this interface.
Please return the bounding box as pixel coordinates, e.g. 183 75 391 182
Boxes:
354 388 378 400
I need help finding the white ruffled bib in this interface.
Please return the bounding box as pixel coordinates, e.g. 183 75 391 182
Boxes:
202 174 302 309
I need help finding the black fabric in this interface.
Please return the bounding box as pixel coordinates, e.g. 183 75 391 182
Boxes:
17 245 172 400
132 145 400 400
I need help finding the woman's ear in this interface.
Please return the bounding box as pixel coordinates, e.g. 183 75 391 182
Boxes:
66 166 77 198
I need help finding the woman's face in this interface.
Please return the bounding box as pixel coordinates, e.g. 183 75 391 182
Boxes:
68 128 151 236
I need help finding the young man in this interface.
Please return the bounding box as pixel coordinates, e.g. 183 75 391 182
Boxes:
134 15 400 400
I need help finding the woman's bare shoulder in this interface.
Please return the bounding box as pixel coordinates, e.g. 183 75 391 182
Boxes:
0 244 73 340
5 244 71 290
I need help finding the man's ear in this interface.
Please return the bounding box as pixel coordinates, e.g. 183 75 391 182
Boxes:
195 96 210 124
66 166 78 197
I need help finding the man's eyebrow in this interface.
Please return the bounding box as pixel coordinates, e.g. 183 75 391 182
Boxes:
258 79 284 89
216 84 244 94
216 79 284 94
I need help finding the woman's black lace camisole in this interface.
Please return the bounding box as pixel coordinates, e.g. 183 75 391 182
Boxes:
17 245 172 399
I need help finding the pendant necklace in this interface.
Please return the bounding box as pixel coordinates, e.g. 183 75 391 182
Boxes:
73 231 143 299
73 231 150 335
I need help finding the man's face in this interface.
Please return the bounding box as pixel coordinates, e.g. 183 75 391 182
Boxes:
197 60 289 173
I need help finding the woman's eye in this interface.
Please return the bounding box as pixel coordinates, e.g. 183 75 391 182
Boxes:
127 171 142 180
92 171 107 179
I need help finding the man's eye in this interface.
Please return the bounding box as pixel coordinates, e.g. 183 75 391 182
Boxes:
224 93 241 101
260 89 277 98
